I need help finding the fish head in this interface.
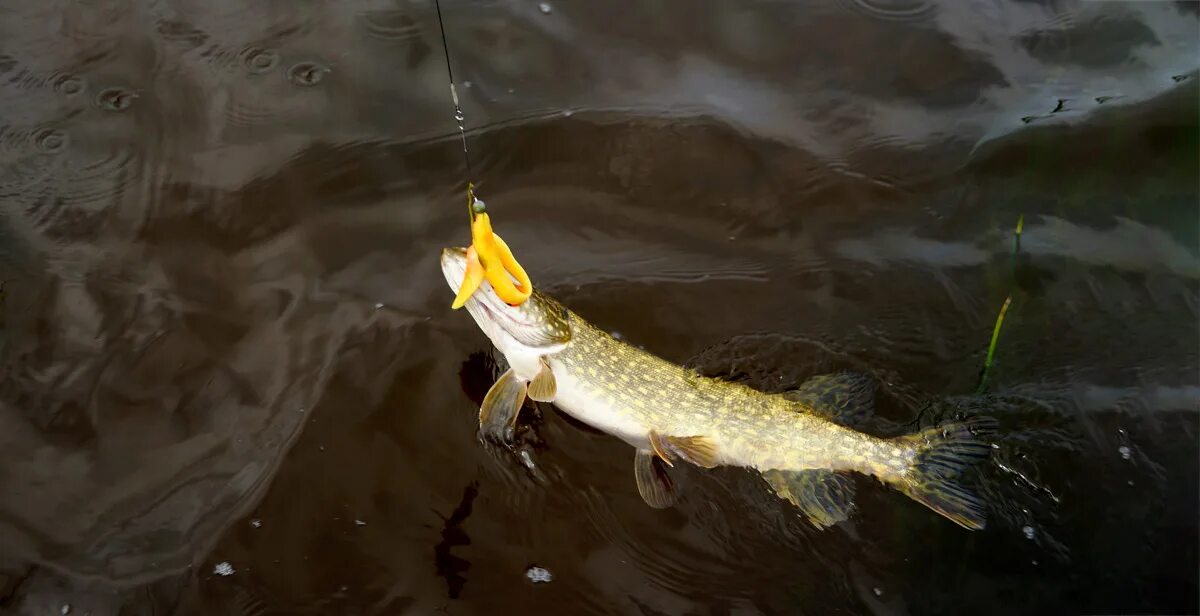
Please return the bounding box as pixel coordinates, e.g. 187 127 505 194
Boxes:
440 246 572 355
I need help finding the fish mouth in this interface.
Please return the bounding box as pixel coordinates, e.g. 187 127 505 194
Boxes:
440 246 471 295
440 246 570 351
440 246 520 329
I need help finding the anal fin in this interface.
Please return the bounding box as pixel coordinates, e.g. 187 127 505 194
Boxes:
527 357 557 402
782 372 875 427
634 450 677 508
762 469 856 529
479 368 527 441
649 431 719 469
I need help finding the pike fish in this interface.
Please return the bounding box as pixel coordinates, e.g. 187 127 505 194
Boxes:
440 247 995 530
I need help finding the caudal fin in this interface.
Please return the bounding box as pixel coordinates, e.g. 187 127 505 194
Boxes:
892 417 996 530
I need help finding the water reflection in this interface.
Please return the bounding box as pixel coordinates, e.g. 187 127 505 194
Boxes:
0 0 1196 614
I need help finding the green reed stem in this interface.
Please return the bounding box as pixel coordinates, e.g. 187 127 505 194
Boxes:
976 215 1023 394
977 294 1012 393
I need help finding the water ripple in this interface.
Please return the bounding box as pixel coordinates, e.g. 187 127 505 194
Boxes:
836 0 938 22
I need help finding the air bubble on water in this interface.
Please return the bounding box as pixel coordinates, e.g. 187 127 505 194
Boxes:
214 561 235 576
250 519 262 528
287 61 329 86
1022 525 1035 540
241 47 280 74
611 331 623 340
526 566 552 583
563 109 573 117
96 87 136 111
519 450 536 470
34 128 68 153
1031 560 1038 566
872 587 882 597
298 407 305 413
1118 445 1131 460
354 519 366 526
60 605 71 615
538 2 552 14
374 302 384 310
53 74 84 95
1127 480 1135 486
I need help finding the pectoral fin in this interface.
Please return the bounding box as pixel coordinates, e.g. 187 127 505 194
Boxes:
634 450 678 508
762 469 856 529
783 373 875 427
526 357 557 402
648 431 719 469
479 368 527 440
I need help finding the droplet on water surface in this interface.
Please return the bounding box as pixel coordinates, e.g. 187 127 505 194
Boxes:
1118 445 1131 460
53 74 84 96
60 605 70 615
287 62 330 86
241 47 280 74
34 128 68 153
355 519 367 526
214 561 235 576
250 519 262 528
1022 525 1035 540
872 587 882 597
538 2 552 13
526 566 552 583
96 87 136 112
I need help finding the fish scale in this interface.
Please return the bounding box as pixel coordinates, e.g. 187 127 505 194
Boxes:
554 316 885 472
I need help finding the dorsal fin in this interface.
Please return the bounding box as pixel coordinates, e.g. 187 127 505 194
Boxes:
782 373 875 427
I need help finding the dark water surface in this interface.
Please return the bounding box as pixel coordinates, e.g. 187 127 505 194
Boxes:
1 1 1198 614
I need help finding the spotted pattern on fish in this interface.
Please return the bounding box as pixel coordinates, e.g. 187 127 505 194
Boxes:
551 311 909 478
441 248 994 530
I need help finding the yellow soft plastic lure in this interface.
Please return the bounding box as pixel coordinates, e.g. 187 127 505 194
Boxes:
451 185 532 309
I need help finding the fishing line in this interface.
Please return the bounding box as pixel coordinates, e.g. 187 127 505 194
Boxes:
432 0 477 216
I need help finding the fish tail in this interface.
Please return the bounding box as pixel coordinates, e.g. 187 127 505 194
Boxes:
889 416 997 530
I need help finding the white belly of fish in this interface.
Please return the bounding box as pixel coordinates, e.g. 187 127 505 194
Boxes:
542 358 652 450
